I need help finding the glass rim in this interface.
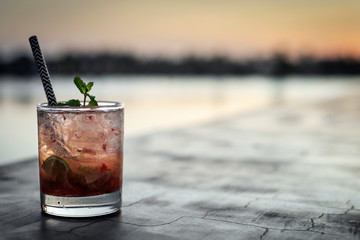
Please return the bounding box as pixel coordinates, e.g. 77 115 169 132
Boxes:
37 101 124 113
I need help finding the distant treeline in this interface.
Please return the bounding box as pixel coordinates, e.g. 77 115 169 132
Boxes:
1 53 360 76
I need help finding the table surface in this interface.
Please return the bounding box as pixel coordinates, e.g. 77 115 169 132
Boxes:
1 95 360 240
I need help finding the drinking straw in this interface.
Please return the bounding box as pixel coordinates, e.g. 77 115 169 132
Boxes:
29 36 57 106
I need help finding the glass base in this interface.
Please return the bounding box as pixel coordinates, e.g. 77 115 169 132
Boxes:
41 189 122 217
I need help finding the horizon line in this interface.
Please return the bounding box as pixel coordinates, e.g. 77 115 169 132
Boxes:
1 50 360 62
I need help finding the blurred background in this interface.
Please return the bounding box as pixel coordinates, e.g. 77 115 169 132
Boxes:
0 0 360 165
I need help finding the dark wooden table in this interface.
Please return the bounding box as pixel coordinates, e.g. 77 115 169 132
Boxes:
1 95 360 239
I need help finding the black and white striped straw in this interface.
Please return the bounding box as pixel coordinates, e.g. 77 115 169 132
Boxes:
29 35 57 106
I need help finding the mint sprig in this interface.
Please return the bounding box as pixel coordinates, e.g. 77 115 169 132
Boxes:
57 76 98 107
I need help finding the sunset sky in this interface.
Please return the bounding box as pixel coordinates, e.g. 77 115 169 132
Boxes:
0 0 359 59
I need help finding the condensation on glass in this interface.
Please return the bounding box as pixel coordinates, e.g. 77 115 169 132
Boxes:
37 101 124 217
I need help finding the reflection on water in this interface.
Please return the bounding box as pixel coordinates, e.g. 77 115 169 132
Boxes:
0 75 359 165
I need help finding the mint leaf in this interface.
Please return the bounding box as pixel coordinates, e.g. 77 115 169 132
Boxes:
56 99 81 106
74 76 86 94
61 76 98 107
87 94 98 106
88 99 98 106
86 82 94 92
66 99 81 106
87 94 95 101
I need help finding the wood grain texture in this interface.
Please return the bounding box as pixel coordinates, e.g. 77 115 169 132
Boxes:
1 94 360 239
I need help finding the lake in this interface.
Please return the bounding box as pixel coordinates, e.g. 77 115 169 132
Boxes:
1 75 359 165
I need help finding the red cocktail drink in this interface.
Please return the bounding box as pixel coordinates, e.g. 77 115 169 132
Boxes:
37 101 124 217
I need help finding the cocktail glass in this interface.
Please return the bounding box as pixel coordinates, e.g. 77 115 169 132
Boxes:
37 101 124 217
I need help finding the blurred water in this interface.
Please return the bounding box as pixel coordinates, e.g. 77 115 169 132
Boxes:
0 75 359 165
